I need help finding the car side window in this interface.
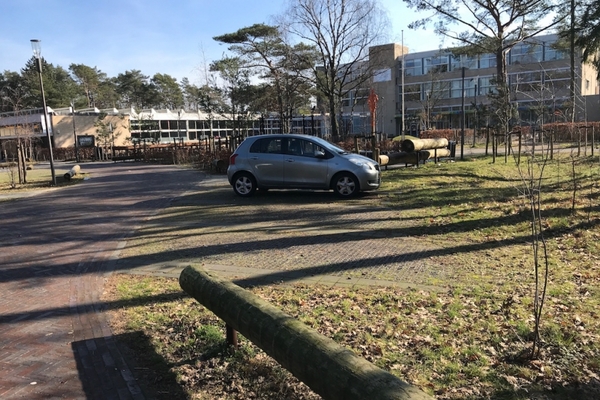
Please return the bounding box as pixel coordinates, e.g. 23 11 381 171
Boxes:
287 138 303 156
285 139 327 158
300 140 316 157
303 140 331 158
250 138 283 154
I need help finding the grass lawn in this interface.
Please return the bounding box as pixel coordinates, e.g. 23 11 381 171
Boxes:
103 152 600 399
0 163 85 192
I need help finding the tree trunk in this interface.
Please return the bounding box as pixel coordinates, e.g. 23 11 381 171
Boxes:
19 141 27 183
16 140 26 184
329 94 338 141
496 47 511 134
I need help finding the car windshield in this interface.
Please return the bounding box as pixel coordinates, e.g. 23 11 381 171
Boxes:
310 136 348 155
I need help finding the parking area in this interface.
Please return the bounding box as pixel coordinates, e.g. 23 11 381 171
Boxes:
116 175 447 290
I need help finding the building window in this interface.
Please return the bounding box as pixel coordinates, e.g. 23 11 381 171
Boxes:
511 71 544 93
424 55 449 74
450 80 463 98
479 54 497 69
450 55 477 71
510 43 543 65
478 76 497 94
404 58 423 76
422 81 450 100
401 84 421 102
544 46 567 61
342 91 353 107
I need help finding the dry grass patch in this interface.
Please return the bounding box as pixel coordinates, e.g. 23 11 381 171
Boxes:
104 271 600 399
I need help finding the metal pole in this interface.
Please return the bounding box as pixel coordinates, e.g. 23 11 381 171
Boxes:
473 83 478 147
302 115 306 135
110 122 115 160
460 66 465 160
311 107 315 135
401 30 405 141
37 56 56 185
71 101 79 162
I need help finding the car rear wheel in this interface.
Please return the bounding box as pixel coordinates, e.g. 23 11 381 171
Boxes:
332 172 359 198
233 172 256 197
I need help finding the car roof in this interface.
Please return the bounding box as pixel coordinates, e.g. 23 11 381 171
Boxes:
246 133 319 139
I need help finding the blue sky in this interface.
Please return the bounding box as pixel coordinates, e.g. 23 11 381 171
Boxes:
0 0 440 84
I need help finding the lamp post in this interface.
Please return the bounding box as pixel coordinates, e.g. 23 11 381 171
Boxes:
460 66 465 160
71 100 79 162
473 82 478 147
31 39 56 185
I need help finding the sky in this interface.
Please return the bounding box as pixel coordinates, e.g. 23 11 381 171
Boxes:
0 0 442 85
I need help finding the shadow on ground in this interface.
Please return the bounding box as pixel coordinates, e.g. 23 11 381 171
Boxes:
73 331 188 400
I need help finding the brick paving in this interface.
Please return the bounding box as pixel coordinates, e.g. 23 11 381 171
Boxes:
0 163 203 399
117 177 447 288
0 162 445 399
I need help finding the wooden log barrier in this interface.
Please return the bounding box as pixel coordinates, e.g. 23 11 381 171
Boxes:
379 149 451 166
63 164 81 181
179 265 433 400
401 138 449 153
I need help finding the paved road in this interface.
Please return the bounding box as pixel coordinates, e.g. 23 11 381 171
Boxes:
0 162 204 400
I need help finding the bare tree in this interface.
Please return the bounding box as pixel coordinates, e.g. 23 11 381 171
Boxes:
283 0 389 140
403 0 566 133
515 149 551 359
420 67 451 130
0 84 36 185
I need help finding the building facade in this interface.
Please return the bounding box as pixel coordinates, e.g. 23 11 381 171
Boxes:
340 34 600 137
0 106 326 157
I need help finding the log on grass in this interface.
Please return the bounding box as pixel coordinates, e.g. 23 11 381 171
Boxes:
383 149 451 165
63 164 81 181
179 265 433 400
401 138 449 153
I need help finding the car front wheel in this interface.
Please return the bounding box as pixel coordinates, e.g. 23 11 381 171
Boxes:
332 173 359 198
233 172 256 197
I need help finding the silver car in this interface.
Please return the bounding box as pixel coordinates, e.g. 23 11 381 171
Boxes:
227 134 381 198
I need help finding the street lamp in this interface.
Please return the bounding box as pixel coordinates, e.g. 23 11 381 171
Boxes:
31 39 56 185
71 100 79 162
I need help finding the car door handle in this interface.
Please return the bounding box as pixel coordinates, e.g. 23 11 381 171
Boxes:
285 158 295 162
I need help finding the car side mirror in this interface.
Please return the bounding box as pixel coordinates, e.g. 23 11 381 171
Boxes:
314 150 326 158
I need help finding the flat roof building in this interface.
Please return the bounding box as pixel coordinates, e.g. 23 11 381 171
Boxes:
339 33 600 136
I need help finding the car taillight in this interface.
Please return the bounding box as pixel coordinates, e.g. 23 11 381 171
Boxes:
229 154 238 165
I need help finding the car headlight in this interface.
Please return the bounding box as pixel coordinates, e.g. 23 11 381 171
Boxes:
349 158 375 170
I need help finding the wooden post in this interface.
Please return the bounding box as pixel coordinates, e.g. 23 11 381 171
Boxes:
368 89 379 162
517 131 522 166
592 126 595 157
550 132 554 160
226 324 238 348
